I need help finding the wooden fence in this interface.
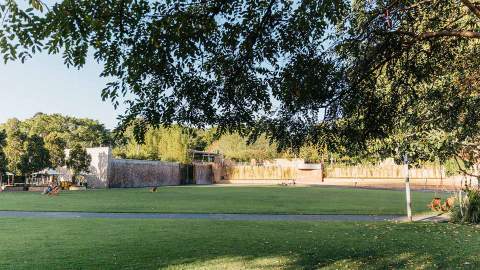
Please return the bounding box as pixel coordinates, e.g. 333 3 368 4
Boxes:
213 162 467 189
324 164 443 179
224 165 296 180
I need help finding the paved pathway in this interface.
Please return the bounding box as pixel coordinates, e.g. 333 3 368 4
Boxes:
0 210 446 222
396 213 450 223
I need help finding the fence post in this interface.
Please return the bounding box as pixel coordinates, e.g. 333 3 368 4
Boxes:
404 154 412 221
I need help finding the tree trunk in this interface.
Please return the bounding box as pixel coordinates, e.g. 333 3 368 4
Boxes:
404 154 412 221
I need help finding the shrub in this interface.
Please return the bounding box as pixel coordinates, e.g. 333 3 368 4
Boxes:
450 187 480 224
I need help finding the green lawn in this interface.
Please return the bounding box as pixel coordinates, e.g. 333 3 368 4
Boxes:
0 218 478 269
0 186 442 215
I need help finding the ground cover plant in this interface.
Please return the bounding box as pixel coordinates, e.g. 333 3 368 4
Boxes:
0 217 478 269
0 186 441 215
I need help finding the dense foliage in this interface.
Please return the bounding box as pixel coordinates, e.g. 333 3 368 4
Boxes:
44 132 67 168
3 0 480 169
0 0 346 149
0 130 6 175
113 125 196 163
21 113 111 148
2 121 50 177
206 133 279 162
0 113 109 176
113 124 329 163
336 0 480 167
21 134 50 176
0 113 331 170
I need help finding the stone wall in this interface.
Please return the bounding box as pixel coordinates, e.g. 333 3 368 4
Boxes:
108 159 183 188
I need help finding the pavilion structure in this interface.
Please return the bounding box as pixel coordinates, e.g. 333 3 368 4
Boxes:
0 172 15 186
29 169 62 186
190 150 221 163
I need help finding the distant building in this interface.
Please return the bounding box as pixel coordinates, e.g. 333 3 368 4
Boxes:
189 150 221 163
0 172 15 186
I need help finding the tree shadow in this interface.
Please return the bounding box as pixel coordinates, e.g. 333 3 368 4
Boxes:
153 221 479 270
86 151 109 188
2 219 479 269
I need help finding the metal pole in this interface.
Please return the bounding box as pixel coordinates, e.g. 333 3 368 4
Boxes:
404 154 412 221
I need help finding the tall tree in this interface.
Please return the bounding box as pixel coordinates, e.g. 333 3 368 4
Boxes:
22 134 51 176
0 130 6 175
44 132 66 168
3 118 51 177
3 119 27 176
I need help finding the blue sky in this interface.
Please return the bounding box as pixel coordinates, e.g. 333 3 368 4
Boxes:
0 53 122 129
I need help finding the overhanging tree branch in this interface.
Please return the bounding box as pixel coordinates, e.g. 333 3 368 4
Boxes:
461 0 480 20
395 30 480 39
454 154 480 178
420 30 480 39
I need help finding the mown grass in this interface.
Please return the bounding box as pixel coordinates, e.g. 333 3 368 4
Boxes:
0 186 442 215
0 218 478 269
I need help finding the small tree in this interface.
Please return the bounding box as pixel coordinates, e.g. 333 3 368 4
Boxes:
66 144 91 186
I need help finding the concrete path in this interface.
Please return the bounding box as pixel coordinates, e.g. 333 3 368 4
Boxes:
396 213 449 223
0 210 445 222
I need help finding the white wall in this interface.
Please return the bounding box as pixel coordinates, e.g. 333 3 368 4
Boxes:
58 147 112 188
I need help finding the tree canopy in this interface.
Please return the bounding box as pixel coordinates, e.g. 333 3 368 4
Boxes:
207 133 279 162
3 118 28 175
0 114 110 175
21 113 111 148
2 118 50 176
113 124 195 163
44 132 67 168
0 0 346 145
0 130 7 175
2 0 480 167
22 134 50 176
335 0 480 166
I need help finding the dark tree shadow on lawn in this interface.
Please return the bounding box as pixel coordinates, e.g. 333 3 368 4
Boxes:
2 219 480 270
120 221 480 270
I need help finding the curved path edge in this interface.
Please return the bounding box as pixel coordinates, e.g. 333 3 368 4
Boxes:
0 211 407 222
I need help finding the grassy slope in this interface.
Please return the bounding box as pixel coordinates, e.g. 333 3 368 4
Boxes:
0 186 443 215
0 218 478 269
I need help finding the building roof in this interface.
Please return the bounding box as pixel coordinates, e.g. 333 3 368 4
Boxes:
32 169 61 176
189 150 220 155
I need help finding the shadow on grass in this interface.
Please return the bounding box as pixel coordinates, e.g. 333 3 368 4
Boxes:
0 219 478 269
152 221 479 270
